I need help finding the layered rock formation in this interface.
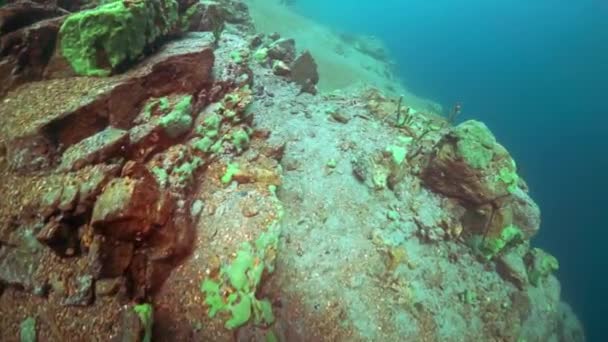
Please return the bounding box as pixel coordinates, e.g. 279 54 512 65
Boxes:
0 1 584 341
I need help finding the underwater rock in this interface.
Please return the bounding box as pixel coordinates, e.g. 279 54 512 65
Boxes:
57 0 179 76
185 0 253 33
496 245 529 290
272 59 290 76
0 223 44 291
37 164 120 220
62 274 93 306
268 38 296 64
0 15 64 97
525 247 559 287
290 50 319 94
0 0 64 36
422 120 516 204
87 235 134 279
58 127 128 172
422 120 541 240
91 175 160 241
113 303 146 342
1 33 213 173
94 276 125 297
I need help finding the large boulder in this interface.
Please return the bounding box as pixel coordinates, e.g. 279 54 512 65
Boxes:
0 15 64 97
422 120 540 239
57 0 180 76
91 175 160 241
290 50 318 95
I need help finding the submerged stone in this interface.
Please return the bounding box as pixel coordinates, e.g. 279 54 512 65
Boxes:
59 0 179 76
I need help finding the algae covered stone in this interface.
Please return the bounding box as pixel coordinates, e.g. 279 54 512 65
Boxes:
526 248 559 286
422 120 521 204
59 0 179 76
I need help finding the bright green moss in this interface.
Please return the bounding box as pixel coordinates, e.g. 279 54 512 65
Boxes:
202 113 222 135
386 145 407 165
527 248 559 286
59 0 178 76
497 165 519 194
201 279 223 317
133 303 153 342
230 50 244 64
151 166 169 188
455 120 497 169
159 95 193 138
221 163 240 184
173 157 203 185
480 224 523 259
253 47 269 63
193 137 214 153
200 192 282 329
231 129 250 153
19 317 36 342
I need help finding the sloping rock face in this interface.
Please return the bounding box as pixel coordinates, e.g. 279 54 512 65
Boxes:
0 1 584 342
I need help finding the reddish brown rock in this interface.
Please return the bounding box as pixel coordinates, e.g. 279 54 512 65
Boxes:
421 120 515 205
268 38 296 64
422 120 541 239
87 235 134 279
1 33 214 173
0 15 64 97
113 303 147 342
0 1 64 35
90 176 160 241
290 50 319 95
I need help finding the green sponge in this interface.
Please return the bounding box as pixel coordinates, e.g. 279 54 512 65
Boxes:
59 0 178 76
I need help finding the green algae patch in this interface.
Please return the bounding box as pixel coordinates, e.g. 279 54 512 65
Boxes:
496 163 520 194
386 145 407 165
19 317 36 342
201 224 279 329
231 128 250 153
201 186 283 329
454 120 497 169
478 224 524 260
134 303 154 342
59 0 179 76
221 163 240 184
526 248 559 286
159 95 193 138
253 47 269 63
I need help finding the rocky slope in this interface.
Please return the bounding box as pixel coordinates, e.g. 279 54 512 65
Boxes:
0 1 584 341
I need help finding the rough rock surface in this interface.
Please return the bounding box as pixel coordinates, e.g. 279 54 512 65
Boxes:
0 32 214 173
0 1 585 342
290 50 319 94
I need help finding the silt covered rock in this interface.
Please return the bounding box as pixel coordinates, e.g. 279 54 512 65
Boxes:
91 175 160 241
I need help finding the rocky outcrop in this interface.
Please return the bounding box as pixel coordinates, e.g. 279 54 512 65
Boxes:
422 120 540 241
0 1 584 342
0 1 67 96
290 50 319 94
1 33 214 173
91 174 160 241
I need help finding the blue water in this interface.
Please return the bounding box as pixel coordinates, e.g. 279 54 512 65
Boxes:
292 1 608 340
